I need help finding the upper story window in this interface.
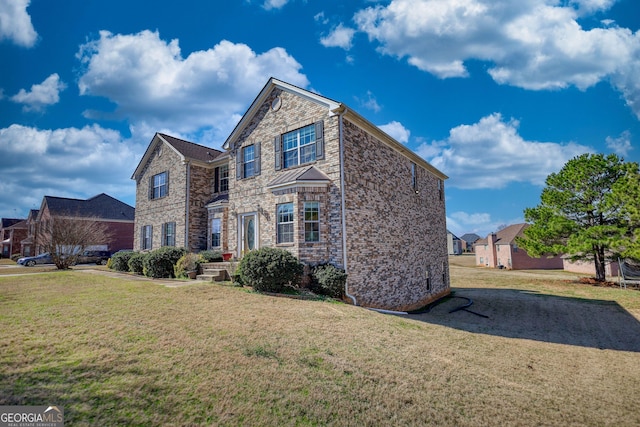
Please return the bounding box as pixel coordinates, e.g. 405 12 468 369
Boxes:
236 143 261 179
277 203 294 244
275 121 324 170
284 125 315 168
243 145 255 177
150 171 168 199
438 179 443 200
214 164 229 193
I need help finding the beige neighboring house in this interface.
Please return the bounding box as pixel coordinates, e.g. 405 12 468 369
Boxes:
475 223 564 270
132 78 450 311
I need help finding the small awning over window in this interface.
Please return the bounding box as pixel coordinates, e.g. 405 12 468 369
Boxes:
267 166 331 192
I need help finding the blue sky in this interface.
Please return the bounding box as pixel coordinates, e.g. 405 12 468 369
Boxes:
1 0 639 238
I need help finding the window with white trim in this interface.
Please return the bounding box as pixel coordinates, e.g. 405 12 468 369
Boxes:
284 125 315 168
243 145 255 178
277 203 294 244
211 218 221 248
142 225 152 250
275 121 324 170
304 202 320 242
150 172 168 199
411 162 417 190
162 222 175 246
215 165 229 193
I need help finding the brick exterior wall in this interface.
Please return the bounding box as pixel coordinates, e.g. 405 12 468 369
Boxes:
133 142 188 251
227 88 345 267
341 120 450 311
475 239 564 270
133 82 450 310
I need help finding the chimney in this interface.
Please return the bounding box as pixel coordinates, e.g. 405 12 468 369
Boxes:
487 233 498 268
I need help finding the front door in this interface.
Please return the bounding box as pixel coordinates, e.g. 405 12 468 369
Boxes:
240 213 258 256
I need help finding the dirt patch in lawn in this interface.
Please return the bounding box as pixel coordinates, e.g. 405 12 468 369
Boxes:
409 287 640 352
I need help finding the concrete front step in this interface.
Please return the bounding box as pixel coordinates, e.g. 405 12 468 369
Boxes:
196 262 237 282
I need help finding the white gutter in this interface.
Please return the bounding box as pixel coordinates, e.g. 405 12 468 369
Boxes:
185 161 190 248
339 108 357 306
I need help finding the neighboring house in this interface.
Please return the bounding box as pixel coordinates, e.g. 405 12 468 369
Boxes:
447 230 463 255
563 259 620 278
19 209 39 257
460 233 481 253
1 218 27 258
133 78 450 311
33 193 135 254
475 223 564 270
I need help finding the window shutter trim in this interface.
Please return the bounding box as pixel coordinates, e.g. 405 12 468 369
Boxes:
315 120 324 160
149 176 153 200
214 167 220 193
274 135 282 170
255 141 261 176
236 147 243 180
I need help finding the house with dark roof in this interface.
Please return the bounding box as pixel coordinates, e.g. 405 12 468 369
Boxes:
19 209 39 257
32 193 135 254
132 78 450 311
1 218 27 258
460 233 481 252
447 230 463 255
475 223 564 270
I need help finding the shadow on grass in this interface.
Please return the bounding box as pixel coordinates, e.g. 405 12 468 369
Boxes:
0 359 173 425
408 288 640 352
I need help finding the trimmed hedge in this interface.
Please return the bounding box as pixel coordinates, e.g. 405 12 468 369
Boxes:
239 247 303 293
199 250 223 262
109 251 134 272
311 264 347 299
174 253 203 278
127 252 146 275
143 247 188 278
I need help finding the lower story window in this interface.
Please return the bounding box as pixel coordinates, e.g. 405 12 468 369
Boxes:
142 225 152 250
304 201 320 242
162 222 175 246
211 218 221 248
277 203 294 244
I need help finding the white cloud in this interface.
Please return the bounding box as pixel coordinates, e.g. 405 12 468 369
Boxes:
379 120 410 144
352 0 640 118
320 24 356 50
76 30 309 142
606 131 633 157
356 90 381 113
0 0 37 47
11 73 66 112
0 124 141 217
419 113 592 189
263 0 290 10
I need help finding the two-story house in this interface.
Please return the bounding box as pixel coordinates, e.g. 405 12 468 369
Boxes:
475 223 564 270
132 78 450 311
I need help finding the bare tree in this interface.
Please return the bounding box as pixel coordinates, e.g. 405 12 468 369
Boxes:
37 214 112 269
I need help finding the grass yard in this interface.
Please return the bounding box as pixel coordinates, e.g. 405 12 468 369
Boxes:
0 261 639 426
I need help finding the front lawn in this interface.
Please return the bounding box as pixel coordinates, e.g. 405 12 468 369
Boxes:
0 266 638 426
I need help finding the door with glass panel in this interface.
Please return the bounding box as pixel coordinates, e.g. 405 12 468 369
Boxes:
240 213 258 256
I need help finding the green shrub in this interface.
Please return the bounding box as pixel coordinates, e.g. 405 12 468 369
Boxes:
10 254 21 262
239 247 303 293
199 250 223 262
110 251 134 272
127 252 146 275
311 264 347 298
174 253 203 278
143 246 187 278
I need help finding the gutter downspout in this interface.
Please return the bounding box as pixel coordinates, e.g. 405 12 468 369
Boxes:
339 108 357 306
185 161 190 249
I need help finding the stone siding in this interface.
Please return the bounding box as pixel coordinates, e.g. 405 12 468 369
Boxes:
342 120 450 311
228 88 344 267
133 143 187 250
